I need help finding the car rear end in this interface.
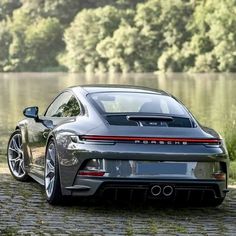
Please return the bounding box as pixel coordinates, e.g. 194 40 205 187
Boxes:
62 89 229 206
67 132 228 205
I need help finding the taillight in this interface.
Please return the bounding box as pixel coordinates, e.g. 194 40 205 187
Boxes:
79 135 221 145
212 172 226 180
212 162 226 180
78 159 105 177
78 170 105 176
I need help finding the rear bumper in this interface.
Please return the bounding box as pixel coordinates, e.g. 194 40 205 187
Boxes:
98 180 227 202
68 178 227 202
64 159 228 198
57 141 229 200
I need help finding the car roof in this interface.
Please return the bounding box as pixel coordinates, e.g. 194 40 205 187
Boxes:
71 84 169 96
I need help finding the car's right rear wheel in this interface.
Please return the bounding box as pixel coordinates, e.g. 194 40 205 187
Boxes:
45 139 63 205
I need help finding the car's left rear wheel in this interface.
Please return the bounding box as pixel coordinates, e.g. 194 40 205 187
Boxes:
7 130 29 181
45 139 63 205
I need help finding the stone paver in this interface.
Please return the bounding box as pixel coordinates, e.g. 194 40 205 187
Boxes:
0 167 236 235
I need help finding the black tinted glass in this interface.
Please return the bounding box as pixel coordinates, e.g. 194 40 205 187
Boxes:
46 93 80 117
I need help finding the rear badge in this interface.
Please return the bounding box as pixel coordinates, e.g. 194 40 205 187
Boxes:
134 140 187 145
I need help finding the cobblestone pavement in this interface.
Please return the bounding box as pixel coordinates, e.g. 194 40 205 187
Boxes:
0 167 236 236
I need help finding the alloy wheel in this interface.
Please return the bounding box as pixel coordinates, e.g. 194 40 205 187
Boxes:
8 133 26 178
45 143 56 198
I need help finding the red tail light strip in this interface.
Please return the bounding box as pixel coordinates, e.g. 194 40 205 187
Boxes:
78 171 105 176
80 135 221 144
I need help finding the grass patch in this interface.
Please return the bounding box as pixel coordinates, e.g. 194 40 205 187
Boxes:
148 218 158 234
0 227 18 236
0 154 6 160
126 219 134 236
172 224 187 234
0 149 6 156
0 154 8 172
229 161 236 184
0 154 6 166
224 123 236 161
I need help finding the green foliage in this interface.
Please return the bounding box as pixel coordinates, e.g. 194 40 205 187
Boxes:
97 22 149 72
1 0 236 72
135 0 193 72
224 123 236 161
60 6 133 72
0 21 12 71
229 161 236 182
0 0 21 20
62 0 193 72
42 0 142 24
24 18 63 70
3 7 63 71
187 0 236 72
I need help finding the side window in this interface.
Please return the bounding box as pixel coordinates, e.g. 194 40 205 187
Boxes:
62 95 81 117
45 92 81 117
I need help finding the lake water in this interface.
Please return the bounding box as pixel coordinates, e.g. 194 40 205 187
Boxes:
0 73 236 156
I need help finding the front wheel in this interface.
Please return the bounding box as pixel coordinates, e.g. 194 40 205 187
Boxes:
45 139 63 205
7 130 29 181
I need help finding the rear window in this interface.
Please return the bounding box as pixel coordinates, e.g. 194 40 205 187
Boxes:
89 92 187 116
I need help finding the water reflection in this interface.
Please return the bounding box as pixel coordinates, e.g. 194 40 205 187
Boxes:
0 73 235 154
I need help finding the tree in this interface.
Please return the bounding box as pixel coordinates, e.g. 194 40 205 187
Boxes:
1 0 236 72
24 17 63 70
0 21 12 71
4 7 64 71
97 23 146 72
4 8 33 71
188 0 236 72
43 0 83 24
135 0 193 72
0 0 21 21
61 6 133 72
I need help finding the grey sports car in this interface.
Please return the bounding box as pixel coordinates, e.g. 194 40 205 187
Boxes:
7 85 229 205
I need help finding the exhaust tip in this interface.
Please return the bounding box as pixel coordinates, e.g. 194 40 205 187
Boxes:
163 185 174 196
151 185 162 196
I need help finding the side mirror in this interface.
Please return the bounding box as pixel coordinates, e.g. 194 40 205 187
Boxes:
23 106 39 120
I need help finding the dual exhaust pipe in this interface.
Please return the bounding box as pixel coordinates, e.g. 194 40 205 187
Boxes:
151 185 174 197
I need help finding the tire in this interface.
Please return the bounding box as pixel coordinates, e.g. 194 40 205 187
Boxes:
44 139 63 205
7 130 29 181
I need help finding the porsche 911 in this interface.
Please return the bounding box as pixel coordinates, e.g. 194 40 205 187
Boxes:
7 85 229 206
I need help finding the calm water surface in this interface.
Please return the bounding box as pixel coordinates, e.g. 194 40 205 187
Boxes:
0 73 236 155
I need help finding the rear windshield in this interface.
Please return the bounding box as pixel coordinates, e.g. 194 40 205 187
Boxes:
89 92 187 116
